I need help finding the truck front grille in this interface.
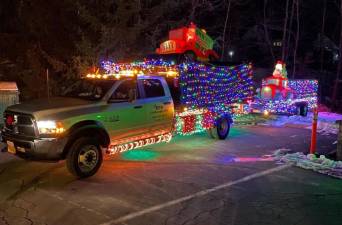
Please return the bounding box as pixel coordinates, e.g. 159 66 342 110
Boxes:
3 112 36 137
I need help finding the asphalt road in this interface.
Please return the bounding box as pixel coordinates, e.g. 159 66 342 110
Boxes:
0 125 341 225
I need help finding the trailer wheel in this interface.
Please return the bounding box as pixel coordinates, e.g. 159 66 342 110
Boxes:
66 137 103 178
207 117 231 140
296 104 308 117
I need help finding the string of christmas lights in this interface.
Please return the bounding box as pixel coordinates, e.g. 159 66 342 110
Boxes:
288 80 318 97
175 109 214 135
178 63 254 108
102 59 176 75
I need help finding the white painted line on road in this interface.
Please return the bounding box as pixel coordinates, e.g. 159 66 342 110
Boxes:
100 164 291 225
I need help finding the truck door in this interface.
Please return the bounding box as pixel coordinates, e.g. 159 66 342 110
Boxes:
139 78 174 136
105 80 147 144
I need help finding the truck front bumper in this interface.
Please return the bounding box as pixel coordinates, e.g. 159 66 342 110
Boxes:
1 133 67 161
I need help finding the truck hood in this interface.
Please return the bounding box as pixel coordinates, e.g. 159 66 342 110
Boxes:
6 97 99 120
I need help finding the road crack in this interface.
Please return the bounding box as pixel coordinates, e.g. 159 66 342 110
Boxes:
11 199 35 225
6 165 60 201
0 207 9 225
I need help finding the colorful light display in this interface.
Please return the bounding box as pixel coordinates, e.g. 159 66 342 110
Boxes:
288 80 318 97
108 133 172 155
255 60 318 115
257 79 318 114
179 63 254 108
259 97 317 114
102 59 177 76
175 109 215 135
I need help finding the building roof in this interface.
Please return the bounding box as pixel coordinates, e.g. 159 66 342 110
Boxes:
0 82 18 91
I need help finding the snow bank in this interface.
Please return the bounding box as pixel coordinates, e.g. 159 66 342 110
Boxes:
274 149 342 179
263 112 342 135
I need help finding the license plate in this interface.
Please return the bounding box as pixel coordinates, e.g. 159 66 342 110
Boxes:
7 141 16 154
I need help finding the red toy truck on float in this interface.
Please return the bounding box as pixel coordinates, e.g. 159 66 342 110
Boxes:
251 61 318 116
156 23 219 61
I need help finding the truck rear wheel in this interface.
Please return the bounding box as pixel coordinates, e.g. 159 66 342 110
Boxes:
66 137 103 178
207 117 230 140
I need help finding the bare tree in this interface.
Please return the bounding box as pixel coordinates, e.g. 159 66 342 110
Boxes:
332 0 342 105
263 0 275 62
281 0 290 61
292 0 300 78
320 0 327 72
285 0 295 62
221 0 232 60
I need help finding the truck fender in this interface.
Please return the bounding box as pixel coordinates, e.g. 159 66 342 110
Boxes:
62 121 110 159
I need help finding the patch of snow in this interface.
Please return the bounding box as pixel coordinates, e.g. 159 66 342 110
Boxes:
318 112 342 122
273 149 342 179
263 111 342 135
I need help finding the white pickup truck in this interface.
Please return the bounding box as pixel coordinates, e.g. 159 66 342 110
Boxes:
1 61 253 178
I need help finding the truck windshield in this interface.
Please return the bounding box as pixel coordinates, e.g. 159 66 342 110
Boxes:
60 79 115 101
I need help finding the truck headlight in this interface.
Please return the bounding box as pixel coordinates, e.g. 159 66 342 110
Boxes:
36 120 65 134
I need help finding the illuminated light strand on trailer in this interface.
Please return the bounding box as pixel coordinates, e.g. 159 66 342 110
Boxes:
178 63 254 108
175 108 215 135
108 133 172 155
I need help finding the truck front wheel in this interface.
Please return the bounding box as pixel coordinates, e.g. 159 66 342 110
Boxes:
207 117 231 140
66 137 103 178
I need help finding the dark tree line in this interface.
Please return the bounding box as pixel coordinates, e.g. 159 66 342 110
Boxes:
0 0 341 108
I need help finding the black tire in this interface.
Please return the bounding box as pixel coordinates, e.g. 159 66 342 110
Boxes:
66 137 103 178
296 104 308 117
207 117 231 140
300 105 308 117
